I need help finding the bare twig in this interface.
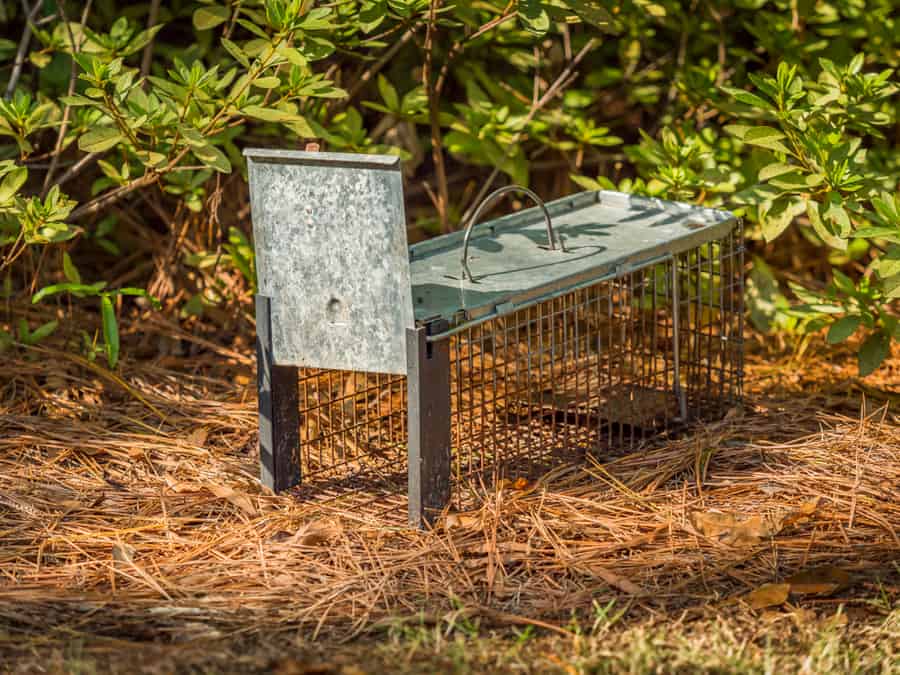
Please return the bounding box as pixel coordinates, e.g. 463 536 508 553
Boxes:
422 0 449 233
139 0 162 83
5 0 44 100
52 151 101 190
459 37 599 226
433 7 515 95
42 0 93 196
341 24 419 108
68 171 160 222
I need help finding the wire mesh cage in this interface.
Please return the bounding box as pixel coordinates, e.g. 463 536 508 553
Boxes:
247 149 744 526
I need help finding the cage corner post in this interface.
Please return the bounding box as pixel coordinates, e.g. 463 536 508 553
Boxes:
256 294 301 492
406 321 451 529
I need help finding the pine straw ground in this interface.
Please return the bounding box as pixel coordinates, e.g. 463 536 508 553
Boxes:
0 315 899 674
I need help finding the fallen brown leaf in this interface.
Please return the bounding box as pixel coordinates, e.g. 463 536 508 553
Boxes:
207 484 257 516
744 583 790 610
289 519 343 546
187 427 209 447
779 497 821 528
165 474 201 493
444 512 480 530
691 511 779 546
582 564 645 595
786 566 851 597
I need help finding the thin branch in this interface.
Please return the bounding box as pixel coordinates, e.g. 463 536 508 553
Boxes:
140 0 162 83
5 0 44 100
223 0 243 40
340 24 419 109
459 37 599 227
68 171 160 221
434 7 515 96
53 151 101 189
423 0 449 233
42 0 92 197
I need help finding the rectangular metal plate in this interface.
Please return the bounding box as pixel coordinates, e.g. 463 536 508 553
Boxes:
246 149 414 374
409 190 737 328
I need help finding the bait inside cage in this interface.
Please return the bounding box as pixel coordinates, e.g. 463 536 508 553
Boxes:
247 149 744 526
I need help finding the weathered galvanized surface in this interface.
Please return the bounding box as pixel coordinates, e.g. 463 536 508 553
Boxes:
246 149 414 375
409 190 736 330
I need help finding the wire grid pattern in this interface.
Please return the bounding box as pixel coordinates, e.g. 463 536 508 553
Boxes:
296 369 407 485
449 262 679 487
675 221 745 417
289 227 743 498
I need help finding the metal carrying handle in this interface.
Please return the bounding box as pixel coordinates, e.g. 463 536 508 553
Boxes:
459 185 566 282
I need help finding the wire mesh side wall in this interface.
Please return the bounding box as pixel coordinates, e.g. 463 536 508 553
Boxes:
448 262 681 487
283 225 743 502
448 228 744 487
674 221 745 418
296 369 407 483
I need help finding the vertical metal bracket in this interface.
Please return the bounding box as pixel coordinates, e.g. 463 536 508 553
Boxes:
256 294 301 492
407 320 451 528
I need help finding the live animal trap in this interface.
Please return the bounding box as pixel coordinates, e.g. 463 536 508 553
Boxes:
246 149 744 526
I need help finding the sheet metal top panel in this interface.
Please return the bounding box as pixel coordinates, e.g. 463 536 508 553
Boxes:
246 148 414 374
409 190 736 328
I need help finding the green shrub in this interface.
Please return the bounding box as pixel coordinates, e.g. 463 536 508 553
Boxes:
0 0 896 373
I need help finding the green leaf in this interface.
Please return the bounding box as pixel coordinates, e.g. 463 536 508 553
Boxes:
759 197 805 241
827 315 861 344
722 86 772 110
874 245 900 279
78 127 123 153
288 116 315 138
32 281 107 303
62 252 81 284
853 227 900 244
235 18 269 39
242 104 309 127
101 294 119 369
518 0 550 35
193 5 230 30
377 74 399 112
570 174 605 191
59 94 96 107
743 127 793 155
0 165 26 202
883 272 900 299
758 162 797 182
192 142 231 173
822 195 851 237
746 256 789 333
858 330 890 376
252 76 281 89
301 36 334 61
29 320 58 345
807 200 847 250
723 124 753 140
298 7 334 31
276 44 307 67
221 38 250 68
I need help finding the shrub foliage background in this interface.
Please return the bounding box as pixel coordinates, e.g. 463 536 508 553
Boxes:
0 0 897 373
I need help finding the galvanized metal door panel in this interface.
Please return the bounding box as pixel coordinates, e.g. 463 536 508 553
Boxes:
246 149 414 374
